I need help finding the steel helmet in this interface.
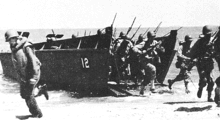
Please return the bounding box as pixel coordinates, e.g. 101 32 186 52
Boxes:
184 35 193 42
138 34 144 41
202 25 212 35
147 31 156 38
119 32 125 38
5 30 19 42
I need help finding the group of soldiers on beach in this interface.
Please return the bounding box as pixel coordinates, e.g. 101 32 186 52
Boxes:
109 25 220 105
3 24 220 118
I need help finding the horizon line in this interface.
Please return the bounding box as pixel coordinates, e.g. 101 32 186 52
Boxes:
0 25 219 30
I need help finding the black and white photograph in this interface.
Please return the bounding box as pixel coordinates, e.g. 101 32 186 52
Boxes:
0 0 220 119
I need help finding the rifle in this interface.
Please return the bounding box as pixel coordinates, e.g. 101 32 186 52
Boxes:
126 17 136 35
139 41 163 63
130 25 141 40
154 22 162 34
163 27 183 37
209 26 220 44
111 13 117 27
211 26 220 43
143 28 150 38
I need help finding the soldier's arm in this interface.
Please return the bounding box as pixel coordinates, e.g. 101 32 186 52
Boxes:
11 38 28 52
25 46 41 81
132 42 145 54
177 45 190 60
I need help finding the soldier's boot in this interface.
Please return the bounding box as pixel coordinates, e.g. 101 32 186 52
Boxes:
150 80 156 93
184 80 190 94
35 84 49 100
139 85 145 95
207 91 214 102
25 96 43 118
168 79 173 90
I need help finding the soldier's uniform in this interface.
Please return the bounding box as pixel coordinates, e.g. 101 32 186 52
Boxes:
190 25 215 102
132 31 164 95
168 35 194 93
5 30 48 118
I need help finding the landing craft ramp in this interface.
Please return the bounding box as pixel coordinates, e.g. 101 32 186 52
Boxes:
155 30 178 83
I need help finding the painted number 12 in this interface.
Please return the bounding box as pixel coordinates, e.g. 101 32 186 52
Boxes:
81 58 90 68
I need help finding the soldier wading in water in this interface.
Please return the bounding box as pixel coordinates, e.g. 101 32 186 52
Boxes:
5 30 49 118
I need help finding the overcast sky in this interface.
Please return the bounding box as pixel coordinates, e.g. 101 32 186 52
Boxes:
0 0 219 29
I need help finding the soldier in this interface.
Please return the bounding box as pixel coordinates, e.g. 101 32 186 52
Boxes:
135 34 144 45
110 32 133 84
5 30 49 118
133 31 164 95
190 25 215 102
129 34 145 87
168 35 194 93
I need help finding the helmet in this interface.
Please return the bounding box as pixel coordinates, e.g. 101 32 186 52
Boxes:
147 31 156 38
138 34 144 41
5 30 19 42
202 25 212 35
119 32 125 38
184 35 193 42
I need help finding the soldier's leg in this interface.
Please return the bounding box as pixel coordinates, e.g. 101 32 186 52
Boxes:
139 71 150 95
168 69 184 89
24 82 43 118
184 78 190 94
25 95 43 118
139 63 150 95
130 61 138 86
197 64 207 98
33 68 49 100
205 60 214 102
109 59 117 81
145 63 156 93
207 72 214 102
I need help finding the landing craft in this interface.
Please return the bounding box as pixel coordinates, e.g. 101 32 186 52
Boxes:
0 27 112 95
0 26 178 95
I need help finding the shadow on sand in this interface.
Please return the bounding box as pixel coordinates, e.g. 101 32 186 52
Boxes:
174 105 212 112
16 115 32 120
164 101 206 105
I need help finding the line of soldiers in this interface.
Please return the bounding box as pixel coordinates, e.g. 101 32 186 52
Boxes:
109 30 165 95
109 25 220 106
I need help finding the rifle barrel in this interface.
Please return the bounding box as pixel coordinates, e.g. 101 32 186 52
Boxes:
126 17 136 35
154 22 162 33
131 25 141 39
111 13 117 27
143 28 150 37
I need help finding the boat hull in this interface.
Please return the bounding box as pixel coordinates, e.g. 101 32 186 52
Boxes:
0 49 110 93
